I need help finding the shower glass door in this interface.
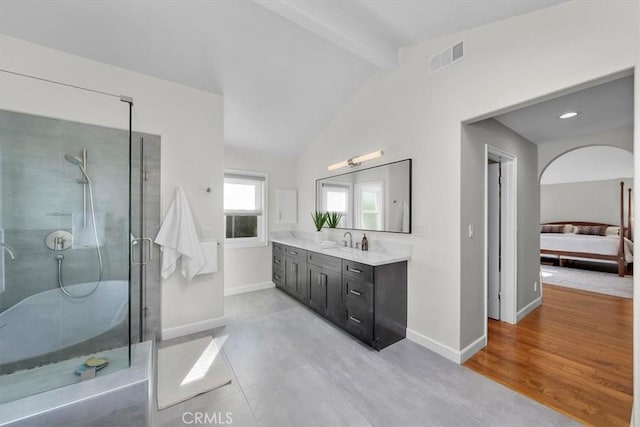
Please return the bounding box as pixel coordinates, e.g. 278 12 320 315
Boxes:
0 109 131 403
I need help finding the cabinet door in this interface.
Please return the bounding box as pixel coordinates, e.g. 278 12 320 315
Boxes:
276 189 297 224
283 257 297 295
308 264 327 314
285 258 307 302
325 269 342 324
293 259 308 302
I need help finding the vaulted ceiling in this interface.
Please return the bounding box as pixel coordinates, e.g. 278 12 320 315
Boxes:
0 0 566 154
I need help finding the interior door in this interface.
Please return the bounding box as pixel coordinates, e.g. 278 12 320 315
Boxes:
488 163 501 320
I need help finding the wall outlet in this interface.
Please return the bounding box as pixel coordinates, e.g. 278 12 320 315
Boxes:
414 224 426 237
534 281 538 292
468 224 474 238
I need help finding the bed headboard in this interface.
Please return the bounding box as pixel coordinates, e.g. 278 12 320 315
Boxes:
541 221 629 239
542 221 617 228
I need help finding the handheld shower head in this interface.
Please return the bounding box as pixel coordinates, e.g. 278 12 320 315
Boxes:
64 154 84 167
64 151 91 184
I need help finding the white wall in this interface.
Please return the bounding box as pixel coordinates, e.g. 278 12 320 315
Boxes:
461 119 540 349
224 146 297 294
0 35 225 338
296 1 639 360
541 146 633 185
538 126 633 179
542 178 633 225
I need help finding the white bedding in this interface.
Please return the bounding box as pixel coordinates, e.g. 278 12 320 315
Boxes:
541 233 634 263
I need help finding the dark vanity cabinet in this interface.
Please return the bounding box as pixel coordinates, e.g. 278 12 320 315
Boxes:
272 242 407 350
342 259 407 350
273 242 308 303
308 252 342 325
284 246 308 302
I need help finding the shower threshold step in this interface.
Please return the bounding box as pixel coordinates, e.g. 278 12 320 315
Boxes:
0 341 152 427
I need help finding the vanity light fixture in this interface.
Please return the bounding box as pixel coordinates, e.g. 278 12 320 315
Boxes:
327 150 384 171
558 111 580 119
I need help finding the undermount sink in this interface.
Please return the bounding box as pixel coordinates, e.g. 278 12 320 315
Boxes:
322 246 361 255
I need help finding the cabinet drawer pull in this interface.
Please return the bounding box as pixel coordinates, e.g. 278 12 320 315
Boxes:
274 274 281 280
350 268 362 274
349 316 361 324
349 289 361 296
274 258 281 263
290 250 298 255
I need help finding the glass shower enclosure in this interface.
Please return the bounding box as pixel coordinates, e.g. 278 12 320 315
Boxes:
0 108 133 403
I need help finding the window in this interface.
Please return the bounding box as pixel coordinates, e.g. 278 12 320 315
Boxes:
224 171 267 248
355 181 384 230
321 183 350 227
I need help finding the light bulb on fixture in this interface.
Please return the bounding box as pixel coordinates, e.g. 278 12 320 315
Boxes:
558 111 580 119
327 150 384 171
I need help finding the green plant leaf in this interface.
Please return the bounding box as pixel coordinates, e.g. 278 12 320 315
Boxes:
325 211 343 228
311 211 327 231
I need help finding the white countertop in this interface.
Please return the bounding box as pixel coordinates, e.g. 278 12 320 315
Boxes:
271 237 410 266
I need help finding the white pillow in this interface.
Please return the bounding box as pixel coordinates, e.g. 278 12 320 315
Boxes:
606 226 621 237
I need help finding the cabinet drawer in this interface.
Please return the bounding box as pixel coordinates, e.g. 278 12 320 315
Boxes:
272 242 285 255
307 251 342 272
272 253 285 270
343 260 373 283
343 279 373 310
343 302 373 343
285 246 306 261
272 269 284 286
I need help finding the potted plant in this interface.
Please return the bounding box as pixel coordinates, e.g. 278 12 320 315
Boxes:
311 211 327 242
325 211 343 228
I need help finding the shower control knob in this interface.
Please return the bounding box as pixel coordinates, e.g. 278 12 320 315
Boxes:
44 230 73 251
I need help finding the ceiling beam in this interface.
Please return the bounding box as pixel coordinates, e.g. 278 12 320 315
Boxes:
254 0 398 70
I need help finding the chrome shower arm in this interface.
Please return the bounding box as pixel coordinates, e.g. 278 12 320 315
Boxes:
0 243 16 259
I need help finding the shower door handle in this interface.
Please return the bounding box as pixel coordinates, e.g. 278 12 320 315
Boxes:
131 238 153 266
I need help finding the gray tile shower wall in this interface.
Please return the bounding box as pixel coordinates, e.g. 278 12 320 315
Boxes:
140 134 162 343
0 111 129 313
130 132 162 344
0 110 162 376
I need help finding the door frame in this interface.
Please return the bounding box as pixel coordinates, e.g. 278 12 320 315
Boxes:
484 144 518 339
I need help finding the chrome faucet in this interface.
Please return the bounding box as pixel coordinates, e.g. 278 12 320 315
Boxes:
0 243 16 260
343 232 353 248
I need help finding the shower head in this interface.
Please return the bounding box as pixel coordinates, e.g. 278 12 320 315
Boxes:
64 154 84 167
64 151 92 184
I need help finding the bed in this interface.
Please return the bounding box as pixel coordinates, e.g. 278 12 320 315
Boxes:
540 182 633 277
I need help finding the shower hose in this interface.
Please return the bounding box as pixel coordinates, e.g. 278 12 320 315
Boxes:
57 180 103 298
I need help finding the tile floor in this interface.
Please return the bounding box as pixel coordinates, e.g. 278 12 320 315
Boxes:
152 288 578 427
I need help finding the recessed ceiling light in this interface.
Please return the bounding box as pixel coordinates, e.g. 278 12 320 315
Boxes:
558 111 580 120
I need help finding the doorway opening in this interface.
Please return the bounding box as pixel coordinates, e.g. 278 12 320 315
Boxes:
484 146 517 331
466 71 634 425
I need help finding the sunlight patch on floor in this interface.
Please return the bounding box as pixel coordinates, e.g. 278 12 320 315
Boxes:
180 335 227 387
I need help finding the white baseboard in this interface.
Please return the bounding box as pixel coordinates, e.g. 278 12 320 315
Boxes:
224 281 275 296
161 316 226 341
406 328 486 364
406 328 460 363
459 335 486 363
516 296 542 322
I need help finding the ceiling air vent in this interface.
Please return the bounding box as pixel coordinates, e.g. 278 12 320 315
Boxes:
429 40 465 75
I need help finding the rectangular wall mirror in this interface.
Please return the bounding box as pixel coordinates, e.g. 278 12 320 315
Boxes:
316 159 412 234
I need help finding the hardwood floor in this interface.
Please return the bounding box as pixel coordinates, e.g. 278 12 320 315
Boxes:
464 284 632 426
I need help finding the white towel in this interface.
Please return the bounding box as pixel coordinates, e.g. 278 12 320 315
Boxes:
155 186 205 282
197 241 218 275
